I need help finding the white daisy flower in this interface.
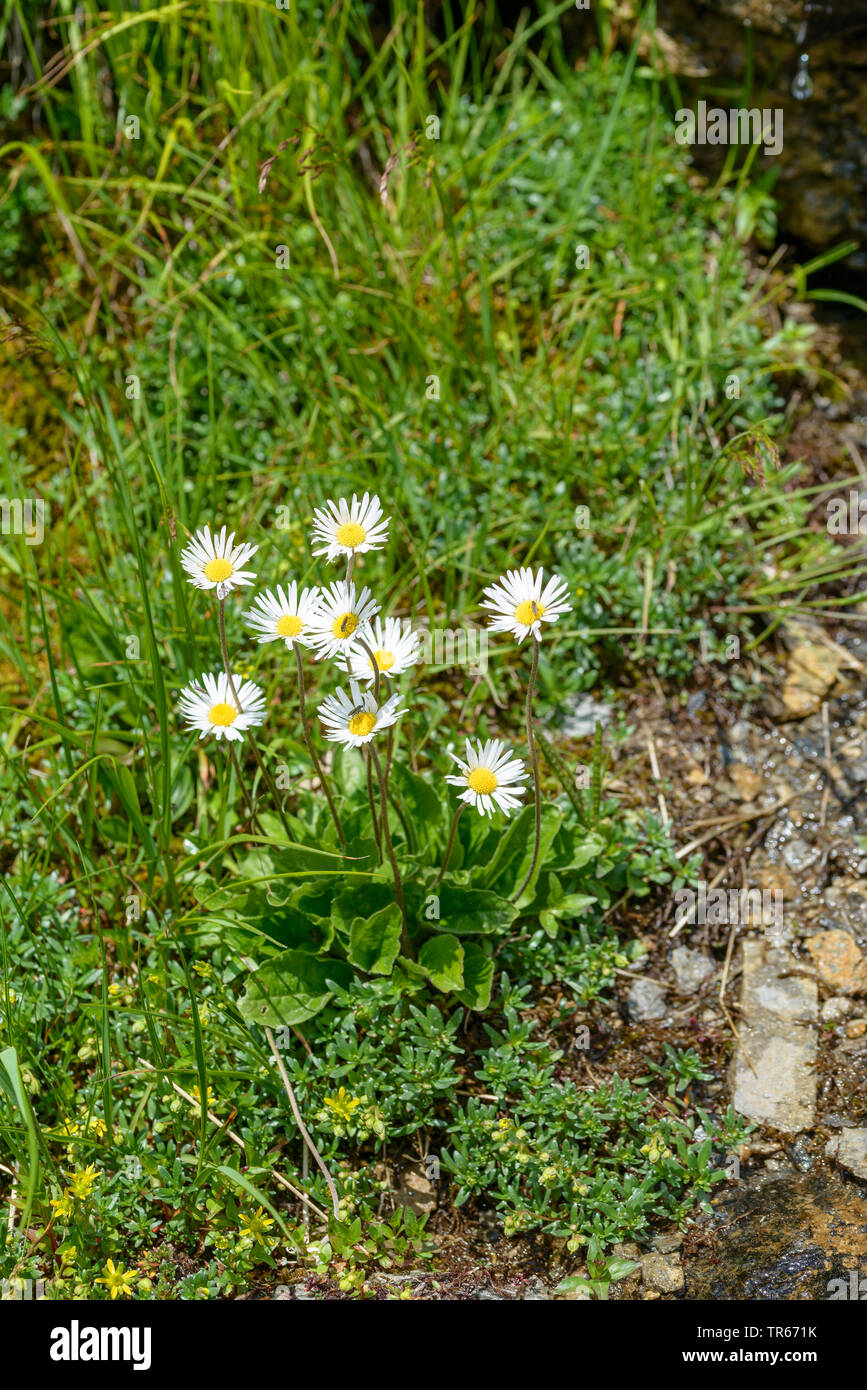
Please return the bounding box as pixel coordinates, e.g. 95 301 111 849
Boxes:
445 738 528 817
307 580 380 662
339 615 420 683
480 566 571 643
178 670 267 742
179 525 258 599
317 679 404 748
243 583 322 650
310 492 390 563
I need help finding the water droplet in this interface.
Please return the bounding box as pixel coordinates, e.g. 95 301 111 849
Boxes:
792 53 813 100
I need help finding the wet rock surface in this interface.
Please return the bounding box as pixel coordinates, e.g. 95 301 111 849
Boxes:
649 1 867 271
684 1171 867 1300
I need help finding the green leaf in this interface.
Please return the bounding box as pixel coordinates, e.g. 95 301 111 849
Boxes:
330 743 367 796
417 934 465 992
347 903 402 975
555 1276 592 1294
455 943 494 1010
391 763 443 838
238 950 352 1027
272 844 350 878
434 885 517 935
554 830 606 873
483 804 563 905
0 1047 40 1229
331 881 397 936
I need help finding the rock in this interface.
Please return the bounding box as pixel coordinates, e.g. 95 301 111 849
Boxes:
789 1138 814 1173
730 940 817 1133
821 996 854 1024
684 1171 867 1300
670 946 715 994
521 1278 551 1301
728 762 763 802
395 1161 437 1215
845 1019 867 1039
626 977 667 1021
641 1252 684 1293
558 694 612 740
611 1241 641 1262
823 877 867 949
805 930 867 995
780 837 821 873
652 1230 684 1254
782 640 841 717
825 1129 867 1181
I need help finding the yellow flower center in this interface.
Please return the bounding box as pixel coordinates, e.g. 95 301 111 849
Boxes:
348 710 377 737
514 599 545 626
209 702 239 727
333 612 359 639
373 649 394 671
467 767 498 794
335 521 367 549
203 557 234 582
276 614 303 638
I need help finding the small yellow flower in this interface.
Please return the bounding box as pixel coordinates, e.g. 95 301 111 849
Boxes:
68 1164 99 1201
239 1207 275 1243
50 1190 74 1222
190 1084 216 1111
323 1086 363 1123
192 962 212 977
95 1259 136 1299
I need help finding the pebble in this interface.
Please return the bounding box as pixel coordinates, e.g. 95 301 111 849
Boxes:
805 930 867 994
820 996 854 1023
641 1252 684 1293
729 762 764 802
825 1128 867 1181
670 946 715 994
626 977 667 1021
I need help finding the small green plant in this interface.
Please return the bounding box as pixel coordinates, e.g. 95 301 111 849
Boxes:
555 1237 640 1301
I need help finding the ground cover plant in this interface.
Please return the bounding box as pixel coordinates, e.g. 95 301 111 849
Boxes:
0 0 857 1300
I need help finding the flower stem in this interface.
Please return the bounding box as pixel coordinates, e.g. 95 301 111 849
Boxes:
363 747 382 862
512 638 541 905
370 742 411 957
228 740 263 833
218 599 294 843
432 802 465 891
293 643 346 853
356 635 381 705
265 1026 340 1221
